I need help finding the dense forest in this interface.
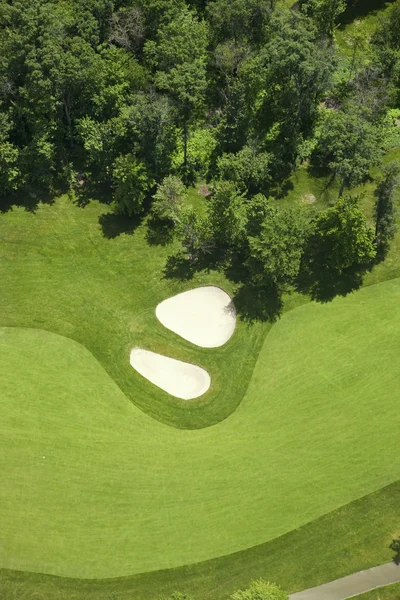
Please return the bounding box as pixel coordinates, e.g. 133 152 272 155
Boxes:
1 0 400 318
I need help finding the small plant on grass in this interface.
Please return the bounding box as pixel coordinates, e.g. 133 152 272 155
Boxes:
231 579 288 600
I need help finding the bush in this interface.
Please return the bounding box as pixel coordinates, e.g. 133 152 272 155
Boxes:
112 154 153 215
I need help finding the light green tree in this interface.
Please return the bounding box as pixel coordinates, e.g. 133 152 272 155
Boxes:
151 176 186 224
298 195 376 301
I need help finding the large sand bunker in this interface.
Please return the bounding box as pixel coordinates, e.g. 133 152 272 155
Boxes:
130 348 210 400
156 286 236 348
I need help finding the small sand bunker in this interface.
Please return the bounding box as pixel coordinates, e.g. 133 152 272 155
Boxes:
130 348 210 400
156 286 236 348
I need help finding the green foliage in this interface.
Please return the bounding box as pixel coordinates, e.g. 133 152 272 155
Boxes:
145 6 209 177
112 154 153 216
206 180 248 248
300 0 346 37
0 141 22 195
231 579 288 600
371 1 400 100
20 133 57 191
145 7 209 114
177 205 214 261
246 202 308 288
207 0 270 44
246 7 335 174
151 175 186 223
217 146 272 196
172 127 217 178
121 93 179 181
312 108 384 195
299 195 376 301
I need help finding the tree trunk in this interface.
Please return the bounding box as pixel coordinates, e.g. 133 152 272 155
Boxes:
338 177 347 198
63 94 74 149
183 117 188 179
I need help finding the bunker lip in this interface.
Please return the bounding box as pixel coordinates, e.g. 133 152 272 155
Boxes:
156 285 236 348
130 348 211 400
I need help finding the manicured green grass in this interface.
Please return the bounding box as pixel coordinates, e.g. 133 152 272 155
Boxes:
2 2 400 584
1 226 400 580
0 195 268 430
353 583 400 600
0 477 399 599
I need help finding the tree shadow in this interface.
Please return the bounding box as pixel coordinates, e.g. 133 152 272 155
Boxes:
146 217 175 246
0 188 55 214
296 263 370 302
339 0 396 26
233 282 283 323
390 538 400 565
98 212 143 239
163 252 195 281
272 179 295 200
73 179 113 208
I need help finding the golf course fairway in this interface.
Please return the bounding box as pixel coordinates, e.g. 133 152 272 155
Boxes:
1 275 400 579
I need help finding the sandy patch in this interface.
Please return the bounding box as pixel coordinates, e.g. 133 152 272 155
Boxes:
156 286 236 348
130 348 210 400
301 193 316 204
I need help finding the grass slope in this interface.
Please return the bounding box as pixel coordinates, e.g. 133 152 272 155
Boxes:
1 480 399 600
352 583 400 600
1 269 400 578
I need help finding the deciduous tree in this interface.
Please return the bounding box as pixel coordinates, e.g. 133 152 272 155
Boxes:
298 195 376 301
374 161 400 260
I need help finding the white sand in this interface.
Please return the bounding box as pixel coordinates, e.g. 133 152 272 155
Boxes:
130 348 210 400
156 286 236 348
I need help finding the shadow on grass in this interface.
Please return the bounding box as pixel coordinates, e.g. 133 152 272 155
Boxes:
272 179 295 200
0 188 55 214
73 179 113 208
338 0 395 25
296 262 370 302
146 217 175 247
99 212 143 239
162 247 283 323
163 252 195 281
233 282 283 323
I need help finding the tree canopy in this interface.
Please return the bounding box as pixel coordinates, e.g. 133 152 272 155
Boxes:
1 0 399 316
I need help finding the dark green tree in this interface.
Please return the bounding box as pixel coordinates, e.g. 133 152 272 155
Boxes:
217 145 272 196
144 7 209 179
246 7 334 177
112 154 154 216
312 108 384 197
246 202 308 290
206 180 247 250
177 206 215 263
298 195 376 301
374 161 400 260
